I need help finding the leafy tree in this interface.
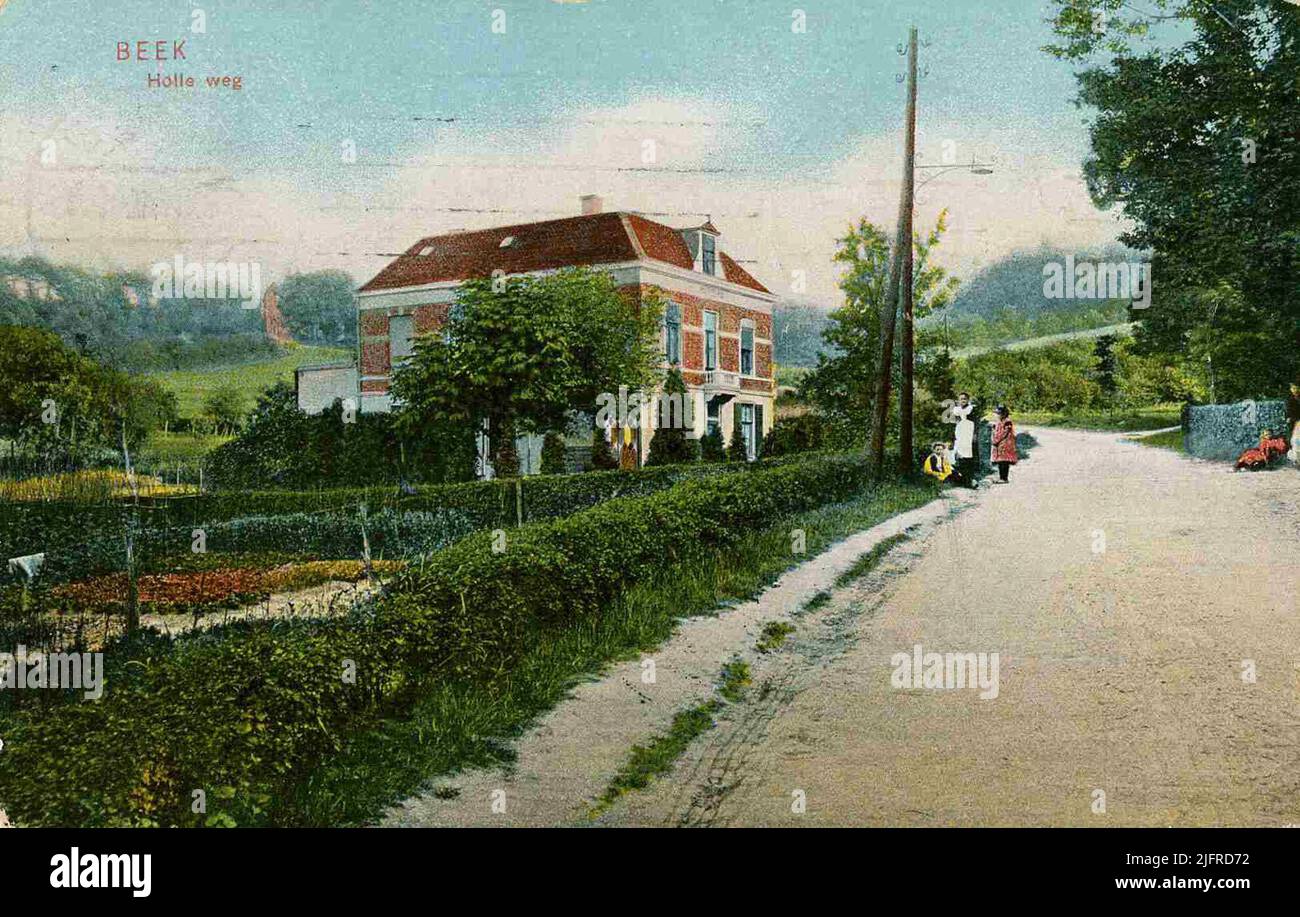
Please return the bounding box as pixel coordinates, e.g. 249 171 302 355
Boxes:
540 431 568 475
392 268 662 475
201 384 248 435
802 212 959 449
277 270 357 345
0 324 175 471
1045 1 1300 402
644 368 696 465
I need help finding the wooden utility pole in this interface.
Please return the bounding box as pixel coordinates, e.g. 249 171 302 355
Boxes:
898 155 917 469
868 26 918 477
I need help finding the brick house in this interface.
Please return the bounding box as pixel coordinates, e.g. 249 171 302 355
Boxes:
316 196 777 468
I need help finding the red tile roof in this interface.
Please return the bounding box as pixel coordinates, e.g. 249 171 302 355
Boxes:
359 212 770 294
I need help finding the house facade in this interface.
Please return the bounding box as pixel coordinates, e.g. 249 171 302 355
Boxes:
337 196 777 466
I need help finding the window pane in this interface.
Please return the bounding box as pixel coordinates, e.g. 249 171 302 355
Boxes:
390 315 415 360
704 312 717 370
702 235 716 275
740 324 754 375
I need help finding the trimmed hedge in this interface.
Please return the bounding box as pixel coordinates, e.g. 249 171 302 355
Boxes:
1 455 812 582
0 452 886 827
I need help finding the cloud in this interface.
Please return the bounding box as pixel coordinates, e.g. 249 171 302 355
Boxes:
0 96 1125 305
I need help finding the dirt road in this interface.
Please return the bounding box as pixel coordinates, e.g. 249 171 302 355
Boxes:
390 428 1298 827
599 428 1300 826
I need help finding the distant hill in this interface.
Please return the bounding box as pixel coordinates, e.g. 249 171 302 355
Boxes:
773 299 837 368
945 244 1143 322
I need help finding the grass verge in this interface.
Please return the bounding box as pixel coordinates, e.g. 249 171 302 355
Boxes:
1130 428 1185 452
282 480 938 826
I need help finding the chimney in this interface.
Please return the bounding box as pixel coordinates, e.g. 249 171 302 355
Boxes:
580 194 603 215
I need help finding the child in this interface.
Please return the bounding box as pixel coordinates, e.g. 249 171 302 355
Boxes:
922 442 953 483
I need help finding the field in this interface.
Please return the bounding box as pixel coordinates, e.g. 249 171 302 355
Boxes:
150 344 351 420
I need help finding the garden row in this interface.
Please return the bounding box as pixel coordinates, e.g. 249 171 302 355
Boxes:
1 456 799 583
0 452 888 827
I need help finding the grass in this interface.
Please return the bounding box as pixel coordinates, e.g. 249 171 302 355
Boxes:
1130 428 1185 452
151 344 350 420
135 430 232 476
590 700 721 816
1017 404 1181 432
589 655 754 816
802 590 832 612
281 480 939 826
834 533 910 588
755 620 795 653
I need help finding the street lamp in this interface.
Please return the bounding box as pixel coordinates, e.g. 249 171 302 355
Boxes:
897 155 993 473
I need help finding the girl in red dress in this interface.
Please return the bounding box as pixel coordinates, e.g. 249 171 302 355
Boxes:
991 405 1018 484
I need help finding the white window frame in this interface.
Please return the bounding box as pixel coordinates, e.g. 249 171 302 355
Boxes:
740 319 754 376
703 310 718 371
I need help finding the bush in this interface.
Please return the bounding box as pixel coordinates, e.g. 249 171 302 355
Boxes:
203 383 472 491
590 428 617 470
762 413 827 457
0 453 884 827
727 425 749 462
644 369 696 466
540 432 567 475
699 428 726 462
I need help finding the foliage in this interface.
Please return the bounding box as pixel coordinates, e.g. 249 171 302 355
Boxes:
761 413 828 457
699 427 726 463
203 382 469 490
392 269 662 470
1045 0 1300 402
802 211 959 451
590 427 618 470
540 431 568 475
956 335 1206 415
0 255 270 371
276 271 357 345
726 423 749 463
0 452 896 827
0 324 178 472
644 368 697 466
200 384 248 436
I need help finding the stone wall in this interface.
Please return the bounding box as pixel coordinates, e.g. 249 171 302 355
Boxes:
1183 400 1288 461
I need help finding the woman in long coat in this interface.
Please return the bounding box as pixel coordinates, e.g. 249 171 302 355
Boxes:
991 405 1018 484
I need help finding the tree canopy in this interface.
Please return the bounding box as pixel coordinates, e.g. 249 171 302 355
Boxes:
1046 0 1300 401
391 268 663 471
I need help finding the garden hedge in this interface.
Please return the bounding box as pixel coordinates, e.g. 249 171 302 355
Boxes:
0 452 884 827
0 454 819 582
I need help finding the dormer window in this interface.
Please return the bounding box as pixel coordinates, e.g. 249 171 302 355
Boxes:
418 245 434 256
499 235 516 248
701 233 716 276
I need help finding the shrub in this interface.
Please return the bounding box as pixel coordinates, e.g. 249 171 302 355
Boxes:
762 413 827 457
699 428 726 462
0 453 883 827
727 425 749 462
540 432 567 475
590 428 617 470
644 369 696 466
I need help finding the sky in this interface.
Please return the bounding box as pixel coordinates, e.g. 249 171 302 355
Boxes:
0 0 1143 304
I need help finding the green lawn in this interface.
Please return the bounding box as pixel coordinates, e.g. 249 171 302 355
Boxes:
151 345 351 419
1130 428 1185 452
